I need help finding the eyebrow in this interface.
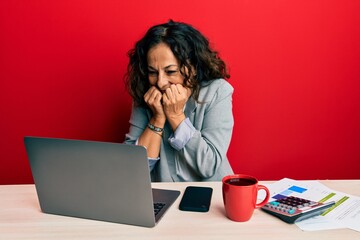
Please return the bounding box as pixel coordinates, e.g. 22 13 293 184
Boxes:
147 64 178 70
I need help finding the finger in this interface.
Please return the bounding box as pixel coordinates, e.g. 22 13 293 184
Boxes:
177 84 191 98
145 87 161 104
154 91 162 104
144 86 155 99
174 84 191 101
153 91 163 104
185 86 192 98
175 84 186 96
162 91 169 103
165 87 176 101
173 84 182 94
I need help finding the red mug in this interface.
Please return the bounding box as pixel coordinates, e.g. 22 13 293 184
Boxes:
222 174 270 222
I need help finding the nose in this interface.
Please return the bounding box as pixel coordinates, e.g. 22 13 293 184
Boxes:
156 72 169 90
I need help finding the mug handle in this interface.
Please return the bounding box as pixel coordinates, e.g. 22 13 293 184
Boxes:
255 185 270 208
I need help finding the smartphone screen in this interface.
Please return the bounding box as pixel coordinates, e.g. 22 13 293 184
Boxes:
179 186 213 212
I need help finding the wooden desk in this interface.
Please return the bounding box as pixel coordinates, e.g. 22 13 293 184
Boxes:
1 180 359 240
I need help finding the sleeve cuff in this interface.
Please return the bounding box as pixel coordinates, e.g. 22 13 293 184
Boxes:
135 139 160 171
168 118 196 151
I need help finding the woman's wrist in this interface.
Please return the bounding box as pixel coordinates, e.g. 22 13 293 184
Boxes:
147 122 163 136
149 117 165 128
147 118 165 138
167 113 186 131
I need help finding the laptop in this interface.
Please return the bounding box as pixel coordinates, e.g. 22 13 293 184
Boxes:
24 136 180 227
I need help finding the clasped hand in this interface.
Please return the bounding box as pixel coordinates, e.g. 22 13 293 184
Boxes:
144 84 191 125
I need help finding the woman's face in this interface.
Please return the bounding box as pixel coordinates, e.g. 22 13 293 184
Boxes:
147 43 185 93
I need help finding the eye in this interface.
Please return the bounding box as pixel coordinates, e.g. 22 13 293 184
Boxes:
148 70 158 76
166 70 178 75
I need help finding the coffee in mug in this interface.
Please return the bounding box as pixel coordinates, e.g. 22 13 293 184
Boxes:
222 174 270 222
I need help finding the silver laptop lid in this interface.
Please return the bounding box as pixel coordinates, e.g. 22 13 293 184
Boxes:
25 137 159 227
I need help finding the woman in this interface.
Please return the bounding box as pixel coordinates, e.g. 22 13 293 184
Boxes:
124 20 234 181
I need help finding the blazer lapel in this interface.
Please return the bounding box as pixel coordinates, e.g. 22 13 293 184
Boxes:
185 97 197 122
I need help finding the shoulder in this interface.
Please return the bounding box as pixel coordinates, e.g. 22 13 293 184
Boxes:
198 78 234 102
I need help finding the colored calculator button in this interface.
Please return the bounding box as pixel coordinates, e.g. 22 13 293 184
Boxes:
269 201 280 206
288 209 296 214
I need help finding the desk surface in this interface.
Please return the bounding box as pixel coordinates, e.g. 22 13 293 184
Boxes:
1 180 359 240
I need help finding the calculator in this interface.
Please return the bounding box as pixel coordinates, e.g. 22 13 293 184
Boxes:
261 196 335 223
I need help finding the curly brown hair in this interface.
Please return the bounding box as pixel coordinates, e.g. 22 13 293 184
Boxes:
124 20 230 107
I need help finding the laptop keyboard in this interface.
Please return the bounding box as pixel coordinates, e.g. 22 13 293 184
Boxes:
154 203 166 216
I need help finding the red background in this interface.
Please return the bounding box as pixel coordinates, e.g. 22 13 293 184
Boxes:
1 1 360 184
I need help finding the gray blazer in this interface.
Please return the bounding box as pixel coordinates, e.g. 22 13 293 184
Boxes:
124 78 234 182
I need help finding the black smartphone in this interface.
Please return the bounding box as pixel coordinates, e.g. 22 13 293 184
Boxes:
179 186 213 212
